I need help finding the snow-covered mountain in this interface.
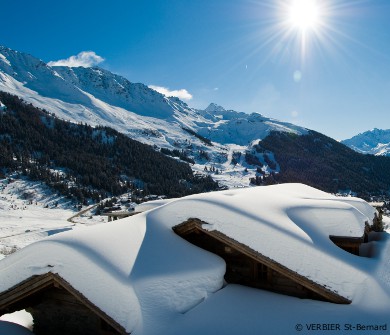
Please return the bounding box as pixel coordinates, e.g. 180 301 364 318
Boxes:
0 46 306 143
0 45 309 187
52 65 175 119
342 128 390 156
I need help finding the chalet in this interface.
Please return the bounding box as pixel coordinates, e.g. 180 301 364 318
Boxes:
0 184 383 335
0 273 126 335
173 218 352 303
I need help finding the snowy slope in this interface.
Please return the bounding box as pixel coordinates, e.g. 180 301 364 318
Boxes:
0 177 105 260
52 66 175 119
0 46 90 105
0 45 308 187
198 104 306 145
342 128 390 156
0 184 389 335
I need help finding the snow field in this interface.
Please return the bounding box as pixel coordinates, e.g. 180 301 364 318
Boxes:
1 184 389 335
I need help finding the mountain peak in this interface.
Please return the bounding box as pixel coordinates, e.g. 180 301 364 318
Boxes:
1 45 307 151
342 128 390 156
205 103 225 113
51 65 174 119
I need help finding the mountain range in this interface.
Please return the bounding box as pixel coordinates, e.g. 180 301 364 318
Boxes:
0 46 306 144
1 45 390 197
0 91 220 201
341 128 390 156
0 45 307 187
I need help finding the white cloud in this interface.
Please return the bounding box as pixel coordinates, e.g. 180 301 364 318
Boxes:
48 51 104 67
149 85 193 100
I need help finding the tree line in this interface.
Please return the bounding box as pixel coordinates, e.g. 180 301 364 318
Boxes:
255 130 390 199
0 91 219 203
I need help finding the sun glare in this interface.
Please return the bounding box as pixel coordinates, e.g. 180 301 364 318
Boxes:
288 0 320 31
244 0 345 68
279 0 327 58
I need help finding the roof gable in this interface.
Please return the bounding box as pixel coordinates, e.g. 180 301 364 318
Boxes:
173 218 351 304
0 273 127 335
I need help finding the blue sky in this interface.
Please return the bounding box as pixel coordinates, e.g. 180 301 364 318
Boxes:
1 0 390 140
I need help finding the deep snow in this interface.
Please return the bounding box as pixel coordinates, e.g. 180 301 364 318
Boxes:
0 177 105 260
0 183 389 335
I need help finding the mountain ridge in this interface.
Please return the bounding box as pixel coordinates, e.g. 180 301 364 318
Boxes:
0 46 307 139
1 45 390 197
342 128 390 156
0 45 308 188
0 91 219 201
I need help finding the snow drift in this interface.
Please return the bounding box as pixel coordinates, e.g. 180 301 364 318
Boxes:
0 184 389 335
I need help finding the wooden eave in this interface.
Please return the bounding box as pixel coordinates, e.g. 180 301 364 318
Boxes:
173 218 351 304
0 272 128 335
329 235 364 244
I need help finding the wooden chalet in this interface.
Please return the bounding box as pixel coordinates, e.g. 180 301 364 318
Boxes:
0 184 377 334
173 218 352 304
0 273 128 335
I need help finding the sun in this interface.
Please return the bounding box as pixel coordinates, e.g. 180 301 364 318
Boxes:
288 0 320 32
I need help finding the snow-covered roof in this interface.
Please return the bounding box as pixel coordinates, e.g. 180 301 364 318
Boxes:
134 198 175 212
0 183 389 335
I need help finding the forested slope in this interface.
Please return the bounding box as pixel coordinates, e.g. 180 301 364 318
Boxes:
0 92 219 202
